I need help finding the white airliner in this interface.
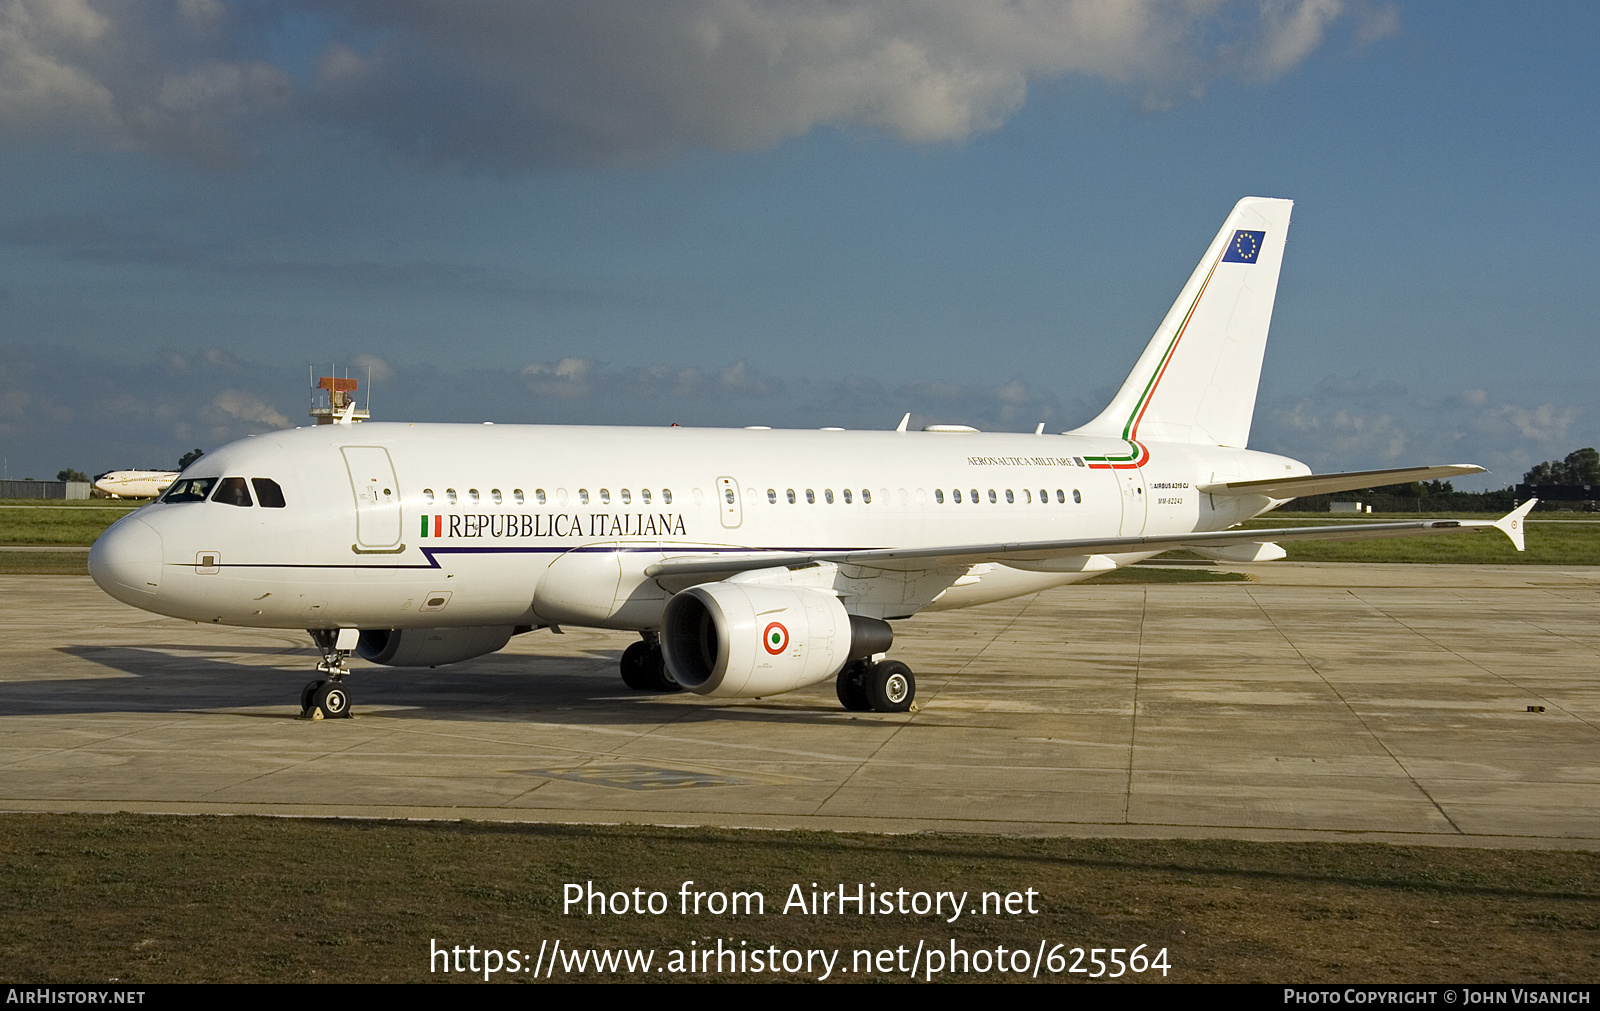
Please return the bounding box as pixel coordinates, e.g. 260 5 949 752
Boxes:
89 198 1534 719
91 470 180 499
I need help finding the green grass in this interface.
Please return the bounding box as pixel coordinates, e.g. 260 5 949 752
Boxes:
1243 513 1600 564
0 550 89 574
0 814 1596 983
0 501 142 545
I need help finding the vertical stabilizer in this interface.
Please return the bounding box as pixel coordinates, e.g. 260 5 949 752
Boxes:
1072 197 1292 448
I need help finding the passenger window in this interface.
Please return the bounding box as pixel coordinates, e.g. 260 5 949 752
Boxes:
1005 489 1014 504
579 489 589 505
600 489 610 505
491 489 502 505
469 489 480 504
621 489 631 505
447 488 458 504
1073 489 1082 504
536 489 546 505
641 489 651 504
1057 489 1065 503
970 488 979 503
953 489 962 503
422 488 435 504
935 489 944 504
805 489 815 504
1024 489 1032 503
862 489 872 504
987 489 997 504
251 478 286 508
786 489 796 504
514 489 524 505
767 489 777 504
662 489 672 505
724 488 735 504
824 489 834 504
843 489 852 504
213 477 253 507
1040 489 1048 503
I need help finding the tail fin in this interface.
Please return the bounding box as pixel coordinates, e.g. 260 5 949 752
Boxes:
1072 196 1293 448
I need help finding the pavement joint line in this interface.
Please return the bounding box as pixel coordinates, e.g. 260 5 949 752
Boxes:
1121 587 1149 825
1244 586 1466 836
809 593 1036 817
1347 590 1600 735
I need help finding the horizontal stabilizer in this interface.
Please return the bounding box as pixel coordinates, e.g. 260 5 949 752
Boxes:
1199 464 1485 499
1493 498 1536 551
646 502 1532 579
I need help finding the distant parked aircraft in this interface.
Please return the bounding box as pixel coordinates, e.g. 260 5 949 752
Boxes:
92 470 180 499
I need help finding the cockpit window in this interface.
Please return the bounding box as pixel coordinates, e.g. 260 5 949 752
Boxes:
212 477 253 507
162 477 217 503
251 478 287 508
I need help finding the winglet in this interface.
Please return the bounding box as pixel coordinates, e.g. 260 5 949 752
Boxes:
1494 499 1536 552
896 413 910 433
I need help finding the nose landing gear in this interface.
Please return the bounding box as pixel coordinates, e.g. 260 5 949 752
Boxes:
303 628 357 719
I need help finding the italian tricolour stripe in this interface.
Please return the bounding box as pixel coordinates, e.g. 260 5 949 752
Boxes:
419 515 442 538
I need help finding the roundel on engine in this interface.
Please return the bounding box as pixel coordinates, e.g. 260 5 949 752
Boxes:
661 582 849 698
762 621 789 655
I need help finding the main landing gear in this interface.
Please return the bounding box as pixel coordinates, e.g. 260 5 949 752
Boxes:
619 634 681 693
302 628 357 719
836 658 916 714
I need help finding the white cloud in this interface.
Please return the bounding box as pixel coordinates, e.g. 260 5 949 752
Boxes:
0 0 288 167
521 357 782 401
0 0 1371 169
1474 403 1578 445
1255 0 1345 76
1256 374 1589 486
350 353 395 385
311 0 1367 166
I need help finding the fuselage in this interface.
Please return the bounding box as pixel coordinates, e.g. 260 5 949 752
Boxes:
92 470 179 499
89 422 1306 632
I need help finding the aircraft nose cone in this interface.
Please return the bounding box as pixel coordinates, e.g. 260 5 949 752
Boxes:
89 516 164 602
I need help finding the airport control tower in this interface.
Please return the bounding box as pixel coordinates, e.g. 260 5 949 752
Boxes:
309 368 371 425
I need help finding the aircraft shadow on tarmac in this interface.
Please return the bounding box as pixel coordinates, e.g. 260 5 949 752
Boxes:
7 645 869 728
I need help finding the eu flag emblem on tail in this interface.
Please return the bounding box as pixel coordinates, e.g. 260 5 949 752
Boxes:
1222 230 1264 263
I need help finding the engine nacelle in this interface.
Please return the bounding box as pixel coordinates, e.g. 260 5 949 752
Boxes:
660 582 891 698
356 626 514 668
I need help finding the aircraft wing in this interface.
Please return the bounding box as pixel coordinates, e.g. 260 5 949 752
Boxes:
644 500 1535 579
1198 464 1484 499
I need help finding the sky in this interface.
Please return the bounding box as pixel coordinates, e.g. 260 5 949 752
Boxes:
0 1 1594 489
